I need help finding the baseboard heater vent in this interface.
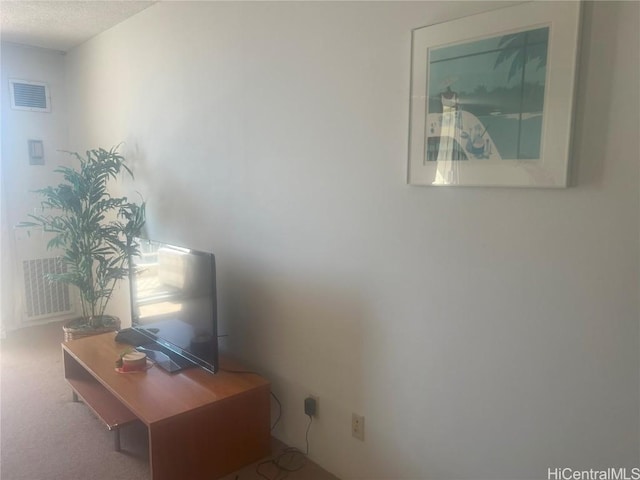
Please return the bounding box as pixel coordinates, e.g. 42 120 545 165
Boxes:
22 258 72 320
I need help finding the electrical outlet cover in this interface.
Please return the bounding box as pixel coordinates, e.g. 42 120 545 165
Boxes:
352 413 364 441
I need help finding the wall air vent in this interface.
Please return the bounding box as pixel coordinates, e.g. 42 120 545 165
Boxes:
9 79 50 112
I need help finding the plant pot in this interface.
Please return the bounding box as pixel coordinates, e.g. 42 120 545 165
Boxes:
63 315 121 342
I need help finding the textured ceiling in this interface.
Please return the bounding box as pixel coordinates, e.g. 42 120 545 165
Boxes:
0 1 155 52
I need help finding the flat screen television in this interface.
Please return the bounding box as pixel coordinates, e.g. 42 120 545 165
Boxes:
127 237 219 374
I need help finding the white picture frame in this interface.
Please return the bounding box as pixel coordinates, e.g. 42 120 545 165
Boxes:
407 2 582 187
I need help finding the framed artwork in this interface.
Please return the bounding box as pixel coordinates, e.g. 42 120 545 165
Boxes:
407 2 582 187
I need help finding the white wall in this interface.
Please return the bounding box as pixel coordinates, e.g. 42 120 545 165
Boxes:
64 2 639 479
1 43 69 229
1 43 70 330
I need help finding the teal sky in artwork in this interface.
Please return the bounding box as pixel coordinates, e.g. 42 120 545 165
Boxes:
427 27 549 100
429 27 548 62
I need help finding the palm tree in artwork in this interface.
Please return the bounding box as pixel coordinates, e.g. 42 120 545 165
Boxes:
493 31 547 81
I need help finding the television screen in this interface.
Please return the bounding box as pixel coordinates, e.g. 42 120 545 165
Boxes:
129 238 218 373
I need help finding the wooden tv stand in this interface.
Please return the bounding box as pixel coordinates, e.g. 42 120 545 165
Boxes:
62 332 270 480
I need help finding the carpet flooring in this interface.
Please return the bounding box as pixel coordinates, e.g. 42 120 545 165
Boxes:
0 321 338 480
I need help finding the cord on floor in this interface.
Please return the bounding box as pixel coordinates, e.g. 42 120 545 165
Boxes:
255 414 313 480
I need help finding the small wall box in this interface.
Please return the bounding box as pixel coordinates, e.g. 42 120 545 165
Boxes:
28 140 44 165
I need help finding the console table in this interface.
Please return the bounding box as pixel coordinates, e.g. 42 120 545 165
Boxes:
62 332 271 480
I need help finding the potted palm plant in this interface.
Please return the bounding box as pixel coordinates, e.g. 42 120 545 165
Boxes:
20 145 146 341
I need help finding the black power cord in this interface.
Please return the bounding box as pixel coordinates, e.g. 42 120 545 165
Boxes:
270 391 282 431
220 368 283 431
304 413 312 455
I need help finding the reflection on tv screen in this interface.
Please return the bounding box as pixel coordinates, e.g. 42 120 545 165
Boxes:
130 239 217 370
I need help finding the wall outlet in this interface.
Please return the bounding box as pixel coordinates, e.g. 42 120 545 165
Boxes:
304 396 318 417
352 413 364 441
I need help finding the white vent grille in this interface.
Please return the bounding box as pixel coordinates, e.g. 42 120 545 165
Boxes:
9 79 50 112
22 258 72 319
